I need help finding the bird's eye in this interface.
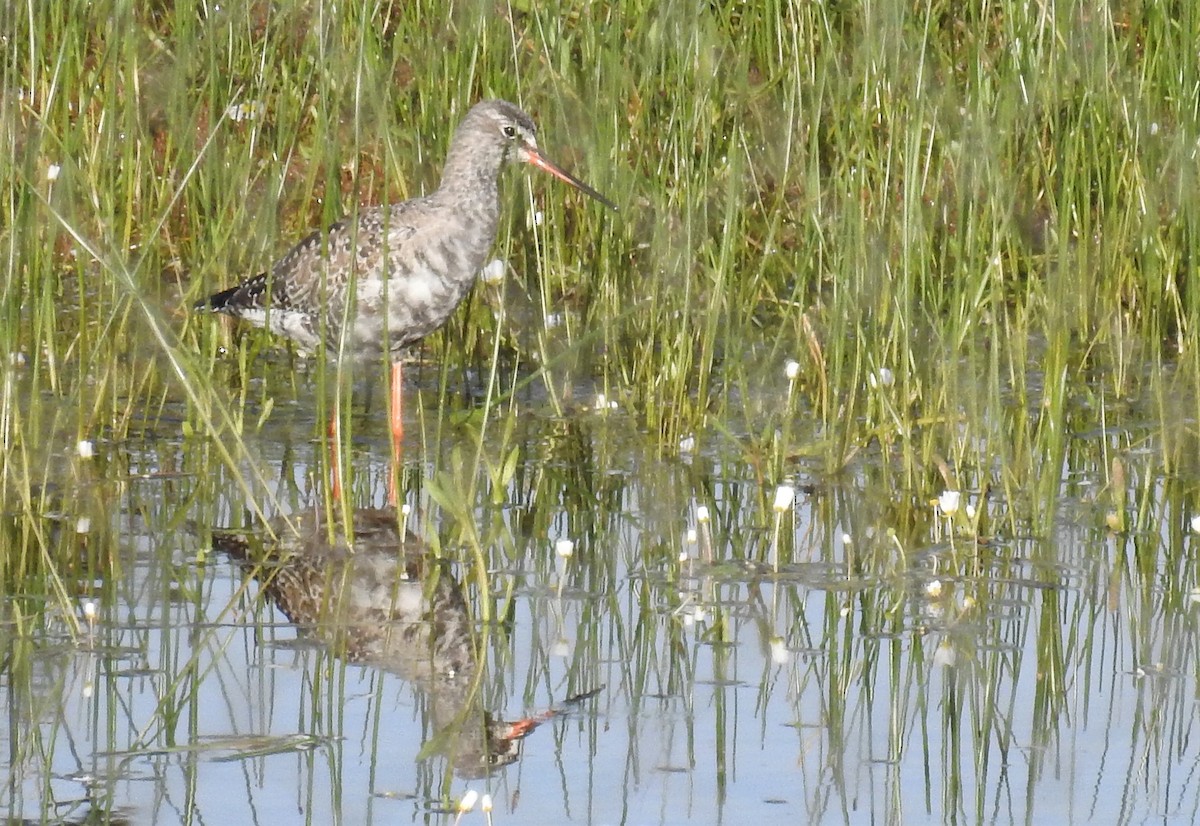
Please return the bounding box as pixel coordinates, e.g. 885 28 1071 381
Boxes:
502 125 517 138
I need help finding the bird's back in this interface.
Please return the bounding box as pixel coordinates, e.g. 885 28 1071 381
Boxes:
201 191 497 362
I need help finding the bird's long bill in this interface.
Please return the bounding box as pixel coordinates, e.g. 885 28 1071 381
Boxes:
521 144 617 211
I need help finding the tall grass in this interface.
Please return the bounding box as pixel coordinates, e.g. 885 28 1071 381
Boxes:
4 1 1200 819
5 0 1198 500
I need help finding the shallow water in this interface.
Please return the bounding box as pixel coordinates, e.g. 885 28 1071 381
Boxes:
3 365 1200 825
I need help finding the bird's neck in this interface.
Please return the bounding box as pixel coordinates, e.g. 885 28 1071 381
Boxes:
436 140 506 205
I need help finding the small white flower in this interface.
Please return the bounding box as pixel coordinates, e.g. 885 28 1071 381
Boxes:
480 258 506 285
696 505 710 523
532 210 544 226
75 516 91 535
938 490 961 515
481 794 493 814
457 790 479 812
1150 122 1160 136
677 549 689 563
961 595 976 610
688 605 707 625
555 538 574 559
925 579 943 598
868 367 895 389
226 100 265 122
401 503 411 516
841 532 852 545
769 637 790 664
82 601 97 621
77 440 94 459
593 393 617 411
685 528 698 544
551 637 571 657
933 641 956 667
679 435 695 454
1190 514 1200 534
784 359 800 380
47 163 61 181
773 484 795 513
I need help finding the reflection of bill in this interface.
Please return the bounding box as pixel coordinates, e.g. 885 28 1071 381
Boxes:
211 508 600 778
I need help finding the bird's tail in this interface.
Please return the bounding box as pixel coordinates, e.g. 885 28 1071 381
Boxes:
193 272 269 313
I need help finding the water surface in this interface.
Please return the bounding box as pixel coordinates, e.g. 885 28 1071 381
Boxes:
3 364 1200 825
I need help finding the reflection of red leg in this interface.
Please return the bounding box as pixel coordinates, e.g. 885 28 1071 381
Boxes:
502 708 556 741
388 361 404 507
329 405 343 502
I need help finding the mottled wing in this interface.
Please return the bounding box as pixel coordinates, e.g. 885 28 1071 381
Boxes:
198 204 424 353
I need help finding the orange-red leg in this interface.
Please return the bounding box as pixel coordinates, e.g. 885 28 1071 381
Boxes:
388 361 404 506
328 402 343 502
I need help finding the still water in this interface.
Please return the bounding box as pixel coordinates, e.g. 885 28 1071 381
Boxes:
3 366 1200 825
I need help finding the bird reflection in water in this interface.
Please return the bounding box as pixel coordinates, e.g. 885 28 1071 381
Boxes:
211 508 597 778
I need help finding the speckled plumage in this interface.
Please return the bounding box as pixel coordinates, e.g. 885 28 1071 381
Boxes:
195 99 613 362
212 509 522 776
212 508 604 776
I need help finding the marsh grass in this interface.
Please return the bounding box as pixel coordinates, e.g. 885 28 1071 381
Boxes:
5 0 1200 821
7 1 1194 491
